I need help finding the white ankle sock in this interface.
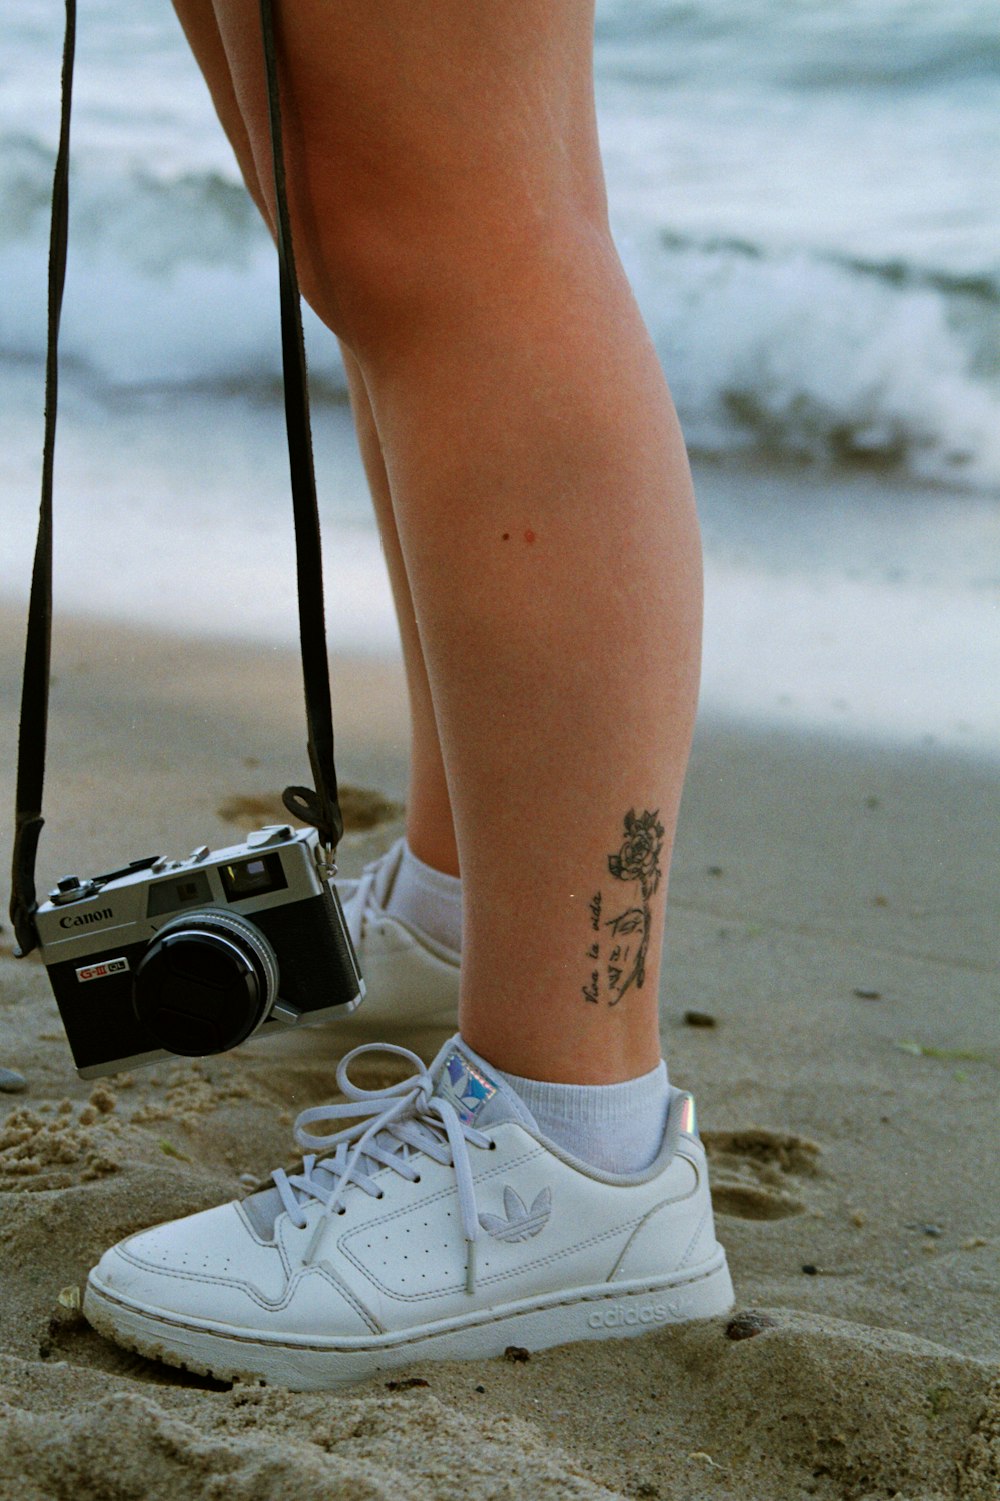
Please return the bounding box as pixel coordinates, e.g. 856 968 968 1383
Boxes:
384 838 463 953
493 1059 670 1174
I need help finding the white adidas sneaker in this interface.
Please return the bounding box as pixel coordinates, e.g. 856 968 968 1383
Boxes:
84 1037 734 1390
334 840 460 1045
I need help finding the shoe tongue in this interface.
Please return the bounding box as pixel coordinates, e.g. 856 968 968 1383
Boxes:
431 1037 537 1132
241 1183 286 1240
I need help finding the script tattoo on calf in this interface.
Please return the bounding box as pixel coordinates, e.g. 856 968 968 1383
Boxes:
581 808 665 1007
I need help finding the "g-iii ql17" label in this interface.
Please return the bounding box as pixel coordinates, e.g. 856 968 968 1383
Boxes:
76 957 130 983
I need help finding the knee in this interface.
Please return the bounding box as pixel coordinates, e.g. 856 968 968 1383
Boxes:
287 180 550 362
291 192 440 359
212 0 611 363
276 140 611 367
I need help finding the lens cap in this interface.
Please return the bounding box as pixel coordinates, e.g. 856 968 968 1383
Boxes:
133 914 278 1056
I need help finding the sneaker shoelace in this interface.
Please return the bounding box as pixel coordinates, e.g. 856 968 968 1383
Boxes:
272 1042 493 1292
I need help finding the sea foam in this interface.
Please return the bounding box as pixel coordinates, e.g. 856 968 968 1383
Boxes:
2 0 999 491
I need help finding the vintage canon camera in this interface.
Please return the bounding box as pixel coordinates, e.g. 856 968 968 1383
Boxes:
33 824 364 1078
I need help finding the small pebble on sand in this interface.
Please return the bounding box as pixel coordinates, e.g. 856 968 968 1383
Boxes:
683 1010 718 1028
0 1068 29 1094
725 1311 777 1341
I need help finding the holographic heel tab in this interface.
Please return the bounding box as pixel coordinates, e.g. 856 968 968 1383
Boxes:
677 1092 698 1139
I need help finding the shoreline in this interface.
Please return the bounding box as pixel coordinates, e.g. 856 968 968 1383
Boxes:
1 611 998 1498
3 353 999 761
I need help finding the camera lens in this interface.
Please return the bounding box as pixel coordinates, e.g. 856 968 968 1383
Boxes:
133 910 279 1056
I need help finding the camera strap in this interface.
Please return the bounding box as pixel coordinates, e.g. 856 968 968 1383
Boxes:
9 0 344 957
259 0 344 853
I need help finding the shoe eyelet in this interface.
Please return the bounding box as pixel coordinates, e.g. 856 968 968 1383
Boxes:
337 1207 346 1216
376 1192 385 1200
413 1174 422 1183
487 1140 497 1151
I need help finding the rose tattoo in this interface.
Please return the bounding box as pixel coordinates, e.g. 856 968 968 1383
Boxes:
605 807 665 1004
580 808 666 1007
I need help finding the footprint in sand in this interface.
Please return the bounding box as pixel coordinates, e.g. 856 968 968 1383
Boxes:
216 785 404 834
702 1127 821 1221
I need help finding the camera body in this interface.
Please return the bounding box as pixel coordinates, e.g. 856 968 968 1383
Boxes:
33 824 364 1078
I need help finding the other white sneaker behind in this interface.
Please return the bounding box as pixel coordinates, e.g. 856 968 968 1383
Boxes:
333 839 460 1047
84 1036 734 1390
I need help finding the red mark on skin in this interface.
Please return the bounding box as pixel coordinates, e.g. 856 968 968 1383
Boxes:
524 529 536 545
502 532 510 541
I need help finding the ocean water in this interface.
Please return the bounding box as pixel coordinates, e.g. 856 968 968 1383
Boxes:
1 1 998 754
2 0 999 487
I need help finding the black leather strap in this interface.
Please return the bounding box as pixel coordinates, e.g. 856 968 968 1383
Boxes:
9 0 343 957
8 0 75 957
259 0 343 853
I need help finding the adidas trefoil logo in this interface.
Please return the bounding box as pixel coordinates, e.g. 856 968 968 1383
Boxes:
479 1185 552 1242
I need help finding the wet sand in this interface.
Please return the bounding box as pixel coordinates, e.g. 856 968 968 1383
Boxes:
0 606 997 1499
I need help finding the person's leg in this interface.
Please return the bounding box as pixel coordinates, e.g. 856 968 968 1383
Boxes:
172 0 460 879
86 10 733 1383
337 344 459 878
176 0 702 1087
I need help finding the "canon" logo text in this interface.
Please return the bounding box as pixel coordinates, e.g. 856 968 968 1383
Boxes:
59 908 113 929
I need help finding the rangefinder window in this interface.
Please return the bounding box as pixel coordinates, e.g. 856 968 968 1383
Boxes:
146 870 213 918
220 853 288 902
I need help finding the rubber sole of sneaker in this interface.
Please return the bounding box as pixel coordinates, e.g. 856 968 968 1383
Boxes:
83 1250 734 1390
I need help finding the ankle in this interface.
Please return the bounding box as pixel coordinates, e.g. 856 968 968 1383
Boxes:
458 1019 662 1088
489 1053 671 1174
404 825 460 880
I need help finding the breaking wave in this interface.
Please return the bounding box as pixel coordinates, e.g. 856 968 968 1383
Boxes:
2 126 998 490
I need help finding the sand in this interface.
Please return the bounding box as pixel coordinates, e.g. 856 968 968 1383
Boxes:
0 604 998 1501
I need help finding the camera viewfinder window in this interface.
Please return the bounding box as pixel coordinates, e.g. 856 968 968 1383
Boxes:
146 869 213 918
220 853 288 903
